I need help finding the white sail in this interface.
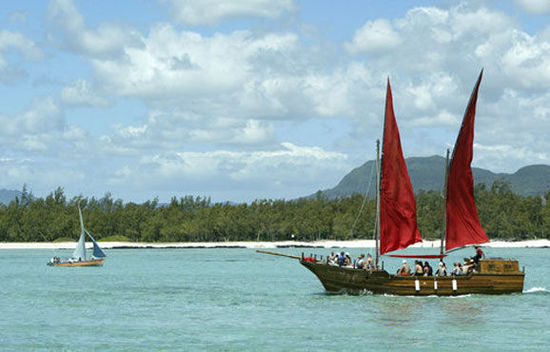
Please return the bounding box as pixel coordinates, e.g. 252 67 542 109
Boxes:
72 205 87 260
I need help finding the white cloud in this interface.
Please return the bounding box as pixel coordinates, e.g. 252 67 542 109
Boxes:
46 0 140 57
106 142 348 201
516 0 550 14
0 30 42 65
0 30 42 84
0 97 62 138
163 0 296 26
345 19 401 54
102 109 278 154
93 26 299 101
60 79 110 107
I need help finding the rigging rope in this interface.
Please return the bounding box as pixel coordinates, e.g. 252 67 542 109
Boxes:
349 161 376 237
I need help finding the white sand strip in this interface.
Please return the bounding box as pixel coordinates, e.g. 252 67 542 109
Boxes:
1 239 549 249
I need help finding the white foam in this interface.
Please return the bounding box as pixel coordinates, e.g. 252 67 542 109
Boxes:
524 287 549 294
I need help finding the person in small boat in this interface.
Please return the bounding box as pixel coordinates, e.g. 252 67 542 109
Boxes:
354 254 365 269
434 261 447 276
364 253 375 270
423 261 433 276
414 260 424 276
451 262 463 276
397 260 411 276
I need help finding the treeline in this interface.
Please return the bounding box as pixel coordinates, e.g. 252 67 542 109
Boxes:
1 180 549 242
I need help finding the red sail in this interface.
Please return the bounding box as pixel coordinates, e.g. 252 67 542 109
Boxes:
446 71 489 251
379 80 422 255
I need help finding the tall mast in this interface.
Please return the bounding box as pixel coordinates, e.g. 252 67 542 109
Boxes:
375 139 381 268
440 149 450 256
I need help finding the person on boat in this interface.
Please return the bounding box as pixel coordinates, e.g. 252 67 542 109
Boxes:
354 254 365 269
337 251 346 266
364 253 375 270
397 260 411 276
414 260 424 276
327 252 336 264
451 262 463 276
472 246 484 264
462 258 476 274
434 262 447 276
423 261 433 276
344 253 352 267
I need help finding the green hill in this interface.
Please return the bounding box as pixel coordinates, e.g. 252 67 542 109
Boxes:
317 156 550 199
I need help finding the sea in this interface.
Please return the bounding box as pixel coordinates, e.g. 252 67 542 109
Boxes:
1 247 548 351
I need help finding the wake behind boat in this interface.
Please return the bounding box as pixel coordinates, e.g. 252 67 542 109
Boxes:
47 205 106 267
259 71 525 295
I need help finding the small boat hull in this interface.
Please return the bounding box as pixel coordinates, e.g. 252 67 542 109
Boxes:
47 259 105 267
300 259 524 296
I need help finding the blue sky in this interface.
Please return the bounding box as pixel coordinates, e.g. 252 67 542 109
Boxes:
1 0 550 203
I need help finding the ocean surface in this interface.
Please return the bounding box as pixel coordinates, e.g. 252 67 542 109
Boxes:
1 247 549 351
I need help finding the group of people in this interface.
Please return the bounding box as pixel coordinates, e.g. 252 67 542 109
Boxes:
396 260 443 276
396 247 484 277
325 247 485 276
327 251 375 270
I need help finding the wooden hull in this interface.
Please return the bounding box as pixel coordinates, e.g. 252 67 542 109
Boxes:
300 260 524 296
47 259 104 267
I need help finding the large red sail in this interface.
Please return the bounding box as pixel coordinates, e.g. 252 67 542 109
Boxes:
379 80 422 255
446 71 489 251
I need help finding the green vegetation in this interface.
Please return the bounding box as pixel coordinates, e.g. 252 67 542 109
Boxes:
98 235 131 242
0 182 549 242
53 237 74 242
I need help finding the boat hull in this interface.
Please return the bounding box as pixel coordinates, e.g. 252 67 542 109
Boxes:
300 261 524 296
47 259 105 267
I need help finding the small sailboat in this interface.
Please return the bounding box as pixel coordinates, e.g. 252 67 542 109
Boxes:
47 205 106 267
259 72 525 295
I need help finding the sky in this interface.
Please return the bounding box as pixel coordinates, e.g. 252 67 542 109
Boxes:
1 0 550 204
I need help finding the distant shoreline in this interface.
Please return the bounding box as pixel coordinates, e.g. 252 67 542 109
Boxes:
1 239 549 250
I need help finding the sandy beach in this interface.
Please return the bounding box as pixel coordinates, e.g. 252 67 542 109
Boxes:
1 239 549 249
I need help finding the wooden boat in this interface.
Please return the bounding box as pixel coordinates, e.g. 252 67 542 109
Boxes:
259 71 525 295
47 205 106 267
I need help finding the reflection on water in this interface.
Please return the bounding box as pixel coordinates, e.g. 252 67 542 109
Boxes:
375 297 418 326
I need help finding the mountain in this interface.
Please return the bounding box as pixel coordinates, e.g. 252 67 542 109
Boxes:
0 189 22 205
318 155 550 199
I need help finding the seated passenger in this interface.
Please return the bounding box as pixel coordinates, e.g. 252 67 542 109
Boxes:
337 251 346 267
451 262 463 276
462 258 476 274
434 262 447 276
327 251 336 264
423 261 433 276
344 253 352 267
364 253 375 270
414 260 424 276
397 260 411 276
354 254 365 269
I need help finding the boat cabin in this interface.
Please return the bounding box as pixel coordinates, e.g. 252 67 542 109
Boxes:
478 258 521 274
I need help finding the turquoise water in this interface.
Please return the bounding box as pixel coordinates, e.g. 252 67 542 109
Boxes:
0 247 548 351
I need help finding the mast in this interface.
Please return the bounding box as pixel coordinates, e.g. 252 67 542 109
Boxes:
375 139 381 268
440 148 450 256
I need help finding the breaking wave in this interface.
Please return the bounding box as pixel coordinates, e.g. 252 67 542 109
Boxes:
524 287 549 294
